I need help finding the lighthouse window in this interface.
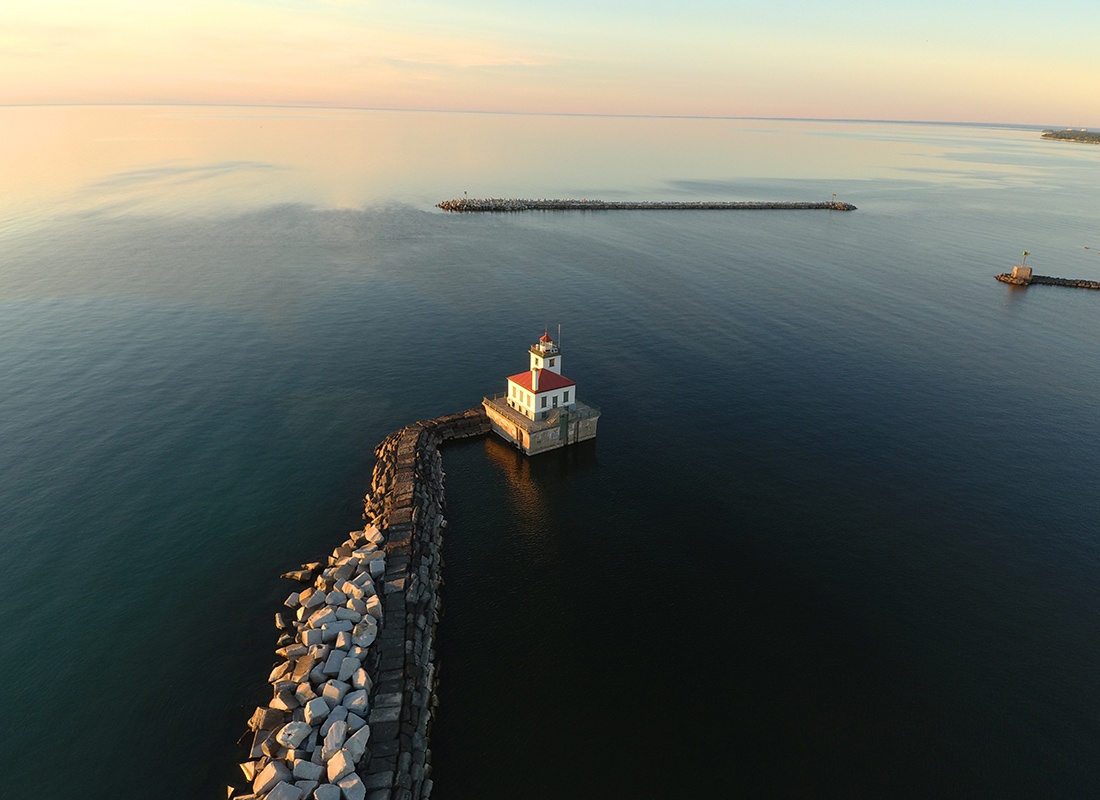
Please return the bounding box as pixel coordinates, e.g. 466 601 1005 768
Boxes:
541 397 547 408
549 358 555 366
563 391 569 402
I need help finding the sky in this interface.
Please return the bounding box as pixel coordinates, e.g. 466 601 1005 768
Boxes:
1 0 1096 125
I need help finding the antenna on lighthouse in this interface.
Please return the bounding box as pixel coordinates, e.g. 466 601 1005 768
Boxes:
558 323 561 347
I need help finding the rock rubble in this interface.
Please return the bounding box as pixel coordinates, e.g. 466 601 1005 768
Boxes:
232 407 491 800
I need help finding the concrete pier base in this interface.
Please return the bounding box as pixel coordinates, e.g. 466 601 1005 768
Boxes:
482 395 599 455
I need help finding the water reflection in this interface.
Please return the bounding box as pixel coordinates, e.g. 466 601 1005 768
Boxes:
482 436 546 522
481 434 599 524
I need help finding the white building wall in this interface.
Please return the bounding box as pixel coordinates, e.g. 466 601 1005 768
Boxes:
531 386 578 419
507 380 537 419
529 353 563 374
529 344 562 374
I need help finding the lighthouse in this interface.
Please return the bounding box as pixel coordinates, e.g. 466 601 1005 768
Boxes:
482 330 600 454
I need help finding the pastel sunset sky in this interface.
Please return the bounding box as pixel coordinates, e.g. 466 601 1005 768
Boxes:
2 0 1096 125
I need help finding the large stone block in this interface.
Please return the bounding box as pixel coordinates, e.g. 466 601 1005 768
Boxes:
321 680 350 706
368 704 399 724
252 761 292 795
291 758 323 782
269 661 292 683
249 729 272 759
322 649 348 676
350 668 372 691
291 653 319 683
261 732 284 758
275 720 312 749
362 771 394 791
303 589 327 609
303 697 331 726
343 689 370 715
323 619 354 638
308 607 338 628
249 706 284 732
352 620 378 647
337 656 361 683
326 749 355 783
374 692 402 708
293 779 319 798
320 703 348 735
294 682 317 705
344 725 371 764
265 780 302 800
314 784 342 800
335 772 367 800
364 596 382 621
321 719 348 763
351 570 377 590
271 688 300 712
347 646 367 663
285 747 310 763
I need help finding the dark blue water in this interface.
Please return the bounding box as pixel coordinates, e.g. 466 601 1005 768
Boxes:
1 109 1098 797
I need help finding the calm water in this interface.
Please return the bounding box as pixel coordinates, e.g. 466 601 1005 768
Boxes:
2 107 1099 798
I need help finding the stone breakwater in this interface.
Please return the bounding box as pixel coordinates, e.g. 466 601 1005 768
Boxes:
436 197 856 212
233 408 491 800
996 273 1100 290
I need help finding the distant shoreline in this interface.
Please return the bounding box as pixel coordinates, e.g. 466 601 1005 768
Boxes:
1041 129 1100 144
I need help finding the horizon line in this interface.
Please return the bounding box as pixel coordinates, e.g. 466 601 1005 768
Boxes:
0 101 1063 130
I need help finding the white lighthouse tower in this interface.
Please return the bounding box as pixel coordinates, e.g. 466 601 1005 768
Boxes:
483 330 600 454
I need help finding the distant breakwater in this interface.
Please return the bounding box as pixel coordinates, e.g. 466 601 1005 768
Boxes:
437 198 857 212
234 408 490 800
996 273 1100 290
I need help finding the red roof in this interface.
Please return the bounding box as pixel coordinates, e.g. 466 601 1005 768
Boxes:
539 331 553 343
508 369 575 393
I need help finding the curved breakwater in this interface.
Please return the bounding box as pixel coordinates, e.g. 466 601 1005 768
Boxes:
437 197 857 212
234 408 491 800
